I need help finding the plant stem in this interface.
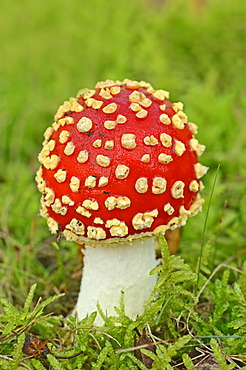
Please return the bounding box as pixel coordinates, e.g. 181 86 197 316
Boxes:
195 164 220 295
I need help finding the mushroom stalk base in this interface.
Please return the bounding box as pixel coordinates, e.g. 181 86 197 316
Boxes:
75 237 159 326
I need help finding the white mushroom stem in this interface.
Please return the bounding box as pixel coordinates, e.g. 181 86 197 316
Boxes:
75 237 159 326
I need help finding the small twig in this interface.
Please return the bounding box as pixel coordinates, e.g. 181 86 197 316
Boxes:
89 332 102 351
115 344 149 354
229 354 246 366
72 326 122 347
196 258 242 302
196 346 212 355
146 323 159 350
17 361 33 370
186 312 212 352
174 351 206 368
29 297 43 319
16 312 55 337
195 353 211 367
225 354 242 369
0 354 13 361
115 340 165 354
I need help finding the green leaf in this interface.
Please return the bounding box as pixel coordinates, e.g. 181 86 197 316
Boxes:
12 333 26 369
22 283 37 318
210 338 235 369
182 353 196 370
47 354 65 370
30 359 48 370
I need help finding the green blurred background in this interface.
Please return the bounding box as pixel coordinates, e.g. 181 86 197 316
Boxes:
0 0 246 302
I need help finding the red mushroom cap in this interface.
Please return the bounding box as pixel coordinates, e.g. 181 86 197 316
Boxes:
36 79 208 245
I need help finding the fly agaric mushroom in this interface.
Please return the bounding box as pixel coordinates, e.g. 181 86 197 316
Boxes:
36 79 208 325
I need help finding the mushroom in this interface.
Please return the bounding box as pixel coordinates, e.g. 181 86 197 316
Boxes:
36 79 208 325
